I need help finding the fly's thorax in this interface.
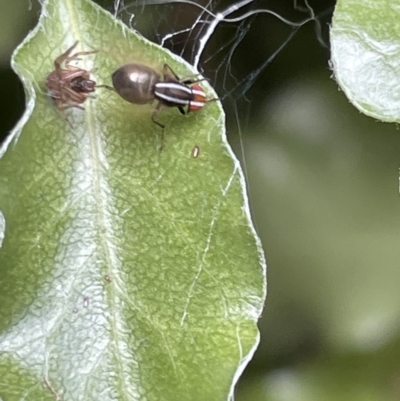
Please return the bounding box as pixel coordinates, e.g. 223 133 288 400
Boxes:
188 83 206 112
154 81 194 108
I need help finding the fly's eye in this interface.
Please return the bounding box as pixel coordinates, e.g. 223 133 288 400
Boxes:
188 83 207 112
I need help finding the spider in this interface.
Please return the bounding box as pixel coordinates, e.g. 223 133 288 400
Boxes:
45 41 98 126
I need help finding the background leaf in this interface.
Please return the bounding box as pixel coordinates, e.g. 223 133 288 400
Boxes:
0 0 265 400
330 0 400 121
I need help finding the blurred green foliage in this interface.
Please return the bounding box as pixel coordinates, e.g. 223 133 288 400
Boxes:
2 0 400 400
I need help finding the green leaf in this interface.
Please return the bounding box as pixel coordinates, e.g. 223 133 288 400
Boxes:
330 0 400 122
0 0 265 400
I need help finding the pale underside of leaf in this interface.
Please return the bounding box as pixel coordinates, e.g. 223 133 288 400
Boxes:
331 0 400 122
